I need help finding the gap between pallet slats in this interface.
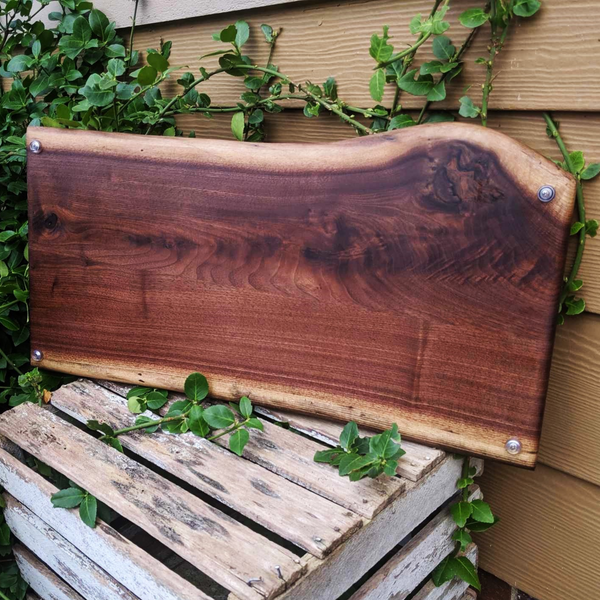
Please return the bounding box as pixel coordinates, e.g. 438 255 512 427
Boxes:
0 443 211 600
0 403 303 600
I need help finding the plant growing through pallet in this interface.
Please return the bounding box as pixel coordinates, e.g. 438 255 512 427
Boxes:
50 372 264 528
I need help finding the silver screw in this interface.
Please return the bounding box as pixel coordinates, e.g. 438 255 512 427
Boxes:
275 566 283 580
29 140 42 154
537 185 555 203
505 438 522 455
32 349 43 361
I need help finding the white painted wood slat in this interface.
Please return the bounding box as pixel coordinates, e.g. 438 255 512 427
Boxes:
14 544 85 600
5 496 136 600
0 444 210 600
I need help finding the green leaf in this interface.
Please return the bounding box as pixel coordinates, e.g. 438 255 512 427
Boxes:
453 556 481 590
369 69 386 102
425 111 455 123
452 528 472 551
420 60 444 75
134 415 159 433
248 109 264 125
565 297 585 316
383 459 398 476
217 24 237 43
7 54 34 73
102 436 123 453
79 493 97 528
0 524 10 547
127 396 144 414
451 501 473 527
147 52 169 72
235 21 250 48
51 487 85 508
569 279 583 292
569 151 585 173
426 81 446 102
105 44 126 58
314 447 342 463
184 372 209 401
458 95 480 118
188 405 210 437
86 419 114 437
239 396 252 418
465 515 499 532
0 317 19 332
431 555 455 586
203 405 236 429
459 8 490 28
388 114 415 130
137 65 157 86
470 499 495 523
571 221 585 235
513 0 541 18
127 386 152 399
245 417 264 430
146 390 168 410
397 69 434 96
340 421 359 451
229 428 250 456
323 76 337 100
231 111 245 141
261 24 274 43
586 219 599 237
456 477 474 489
581 163 600 180
338 452 378 476
89 9 109 39
432 35 456 61
369 26 393 63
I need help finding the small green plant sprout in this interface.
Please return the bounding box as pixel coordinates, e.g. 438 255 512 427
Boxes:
431 457 498 591
314 421 406 481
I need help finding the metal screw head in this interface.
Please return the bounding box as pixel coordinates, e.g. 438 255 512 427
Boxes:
32 349 43 362
29 140 42 154
537 185 555 203
505 438 522 455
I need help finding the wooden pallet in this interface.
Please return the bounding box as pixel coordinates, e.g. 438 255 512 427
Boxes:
0 379 480 600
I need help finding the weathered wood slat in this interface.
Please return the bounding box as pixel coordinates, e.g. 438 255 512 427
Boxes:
51 380 365 551
0 444 210 600
98 380 405 519
4 496 137 600
14 544 85 600
28 125 575 466
279 456 462 600
411 545 478 600
254 404 445 482
130 0 600 111
0 404 304 600
349 488 481 600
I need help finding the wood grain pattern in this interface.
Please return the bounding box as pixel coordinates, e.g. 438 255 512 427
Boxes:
130 0 600 111
0 403 304 600
478 462 600 600
27 124 575 465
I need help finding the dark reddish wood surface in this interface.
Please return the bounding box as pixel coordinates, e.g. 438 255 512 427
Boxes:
26 125 576 465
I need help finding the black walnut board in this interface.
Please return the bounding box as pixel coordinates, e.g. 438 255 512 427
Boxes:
26 124 576 466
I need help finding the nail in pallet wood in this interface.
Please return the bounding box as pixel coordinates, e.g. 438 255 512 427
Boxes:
26 124 576 466
0 379 480 600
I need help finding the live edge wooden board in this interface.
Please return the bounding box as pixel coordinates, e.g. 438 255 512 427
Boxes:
26 124 576 466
